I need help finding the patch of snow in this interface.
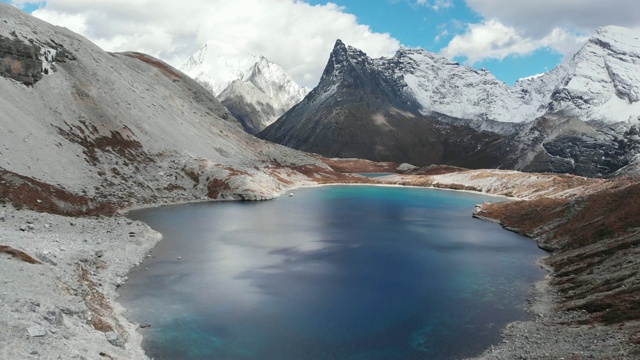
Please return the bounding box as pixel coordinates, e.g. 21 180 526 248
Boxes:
40 47 57 75
179 41 259 96
517 73 545 82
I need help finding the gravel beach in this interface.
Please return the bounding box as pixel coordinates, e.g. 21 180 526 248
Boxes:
0 203 159 359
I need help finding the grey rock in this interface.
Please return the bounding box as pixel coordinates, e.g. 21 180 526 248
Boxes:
44 309 64 326
105 331 125 348
27 325 46 337
35 252 57 266
95 250 104 258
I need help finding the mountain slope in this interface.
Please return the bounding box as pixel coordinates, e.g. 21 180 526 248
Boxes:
523 26 640 124
0 4 329 210
218 57 309 134
259 40 509 168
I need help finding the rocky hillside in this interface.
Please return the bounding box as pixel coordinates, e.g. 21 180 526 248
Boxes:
0 3 333 213
260 27 640 177
218 56 309 134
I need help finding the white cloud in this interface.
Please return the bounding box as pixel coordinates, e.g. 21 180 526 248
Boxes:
440 0 640 65
440 19 587 64
434 29 448 43
416 0 453 11
25 0 400 88
465 0 640 37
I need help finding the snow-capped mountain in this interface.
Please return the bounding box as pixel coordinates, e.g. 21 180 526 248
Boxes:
526 25 640 124
259 40 510 168
386 48 543 124
180 41 260 96
218 56 309 134
180 44 308 134
260 27 640 176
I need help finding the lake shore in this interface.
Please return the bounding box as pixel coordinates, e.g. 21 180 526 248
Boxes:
1 172 638 359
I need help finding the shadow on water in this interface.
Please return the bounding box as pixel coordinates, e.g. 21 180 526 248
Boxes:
119 186 546 360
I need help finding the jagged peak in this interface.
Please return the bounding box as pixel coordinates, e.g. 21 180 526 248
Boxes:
319 39 371 83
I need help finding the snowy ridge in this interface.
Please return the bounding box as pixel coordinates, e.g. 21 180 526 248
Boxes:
391 48 543 123
179 41 259 96
540 26 640 124
180 44 308 133
241 56 309 106
305 26 640 126
217 56 309 134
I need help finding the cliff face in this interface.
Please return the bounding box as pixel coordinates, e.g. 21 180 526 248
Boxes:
0 34 43 84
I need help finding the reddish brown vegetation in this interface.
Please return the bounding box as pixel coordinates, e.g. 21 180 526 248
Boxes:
554 182 640 249
55 121 150 166
0 168 115 216
207 179 230 199
0 245 41 264
479 180 640 327
123 52 183 80
79 266 115 333
479 198 570 243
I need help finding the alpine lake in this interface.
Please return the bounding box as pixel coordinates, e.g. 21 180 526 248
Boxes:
119 185 546 359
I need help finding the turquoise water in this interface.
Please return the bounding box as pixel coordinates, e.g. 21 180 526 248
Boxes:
120 186 546 359
357 173 393 177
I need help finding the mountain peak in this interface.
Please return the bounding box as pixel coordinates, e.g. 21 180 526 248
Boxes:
218 55 309 134
179 41 258 95
319 39 370 84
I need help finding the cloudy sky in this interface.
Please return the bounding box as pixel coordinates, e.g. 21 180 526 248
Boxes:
4 0 640 86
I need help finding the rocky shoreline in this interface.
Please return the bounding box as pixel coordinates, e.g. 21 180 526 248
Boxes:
0 203 159 359
1 169 639 359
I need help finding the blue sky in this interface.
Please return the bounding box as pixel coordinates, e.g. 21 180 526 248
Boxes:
3 0 639 87
307 0 563 84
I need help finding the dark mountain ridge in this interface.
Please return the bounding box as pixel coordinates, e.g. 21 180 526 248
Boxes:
260 30 640 177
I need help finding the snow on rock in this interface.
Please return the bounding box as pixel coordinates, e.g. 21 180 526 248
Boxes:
395 48 543 123
179 40 259 96
522 26 640 125
0 3 328 206
302 26 640 128
218 56 309 134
